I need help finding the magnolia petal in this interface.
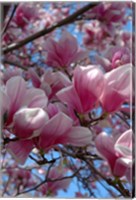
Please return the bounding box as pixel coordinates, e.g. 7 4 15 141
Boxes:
73 50 88 63
95 132 117 170
115 129 132 157
38 112 73 150
74 65 105 112
13 107 49 138
6 140 34 165
6 76 26 113
113 157 132 177
28 68 41 88
95 54 111 72
60 31 78 54
67 126 92 147
100 87 125 112
57 86 83 113
24 88 48 108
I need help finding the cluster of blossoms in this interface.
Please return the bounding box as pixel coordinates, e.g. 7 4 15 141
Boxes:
1 2 133 198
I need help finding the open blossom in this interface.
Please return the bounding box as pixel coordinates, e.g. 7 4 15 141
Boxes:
34 112 92 151
83 20 111 50
14 3 38 28
13 107 49 139
1 76 48 125
87 2 127 25
100 64 132 113
57 65 105 114
28 68 71 99
95 46 131 71
95 129 132 178
44 31 88 68
7 111 92 164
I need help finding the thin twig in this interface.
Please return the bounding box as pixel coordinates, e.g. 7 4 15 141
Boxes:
2 58 27 70
2 5 18 35
16 166 83 196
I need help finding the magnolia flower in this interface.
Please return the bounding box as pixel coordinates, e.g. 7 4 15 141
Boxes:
57 65 105 113
44 31 88 68
95 129 132 178
34 112 92 151
100 64 132 113
14 3 38 28
1 76 48 125
83 20 107 50
7 111 92 165
87 2 126 25
28 68 71 99
95 46 131 71
13 107 49 139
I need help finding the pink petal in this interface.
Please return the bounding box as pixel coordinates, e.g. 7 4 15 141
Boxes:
113 157 132 177
95 132 117 170
6 139 34 165
95 54 111 72
105 64 132 100
24 88 48 108
74 65 105 112
47 103 59 118
38 112 73 150
28 68 41 88
6 76 27 123
13 107 49 139
67 126 92 146
115 129 132 157
60 31 78 54
72 50 88 63
100 86 125 112
57 86 83 113
56 71 71 87
3 68 23 83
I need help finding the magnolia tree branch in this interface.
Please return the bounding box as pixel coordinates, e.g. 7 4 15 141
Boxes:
2 58 28 70
2 5 18 35
16 166 84 196
60 146 131 198
2 2 98 54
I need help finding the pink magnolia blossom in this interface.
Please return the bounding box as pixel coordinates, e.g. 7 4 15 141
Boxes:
39 167 71 196
87 2 127 25
28 68 71 99
14 3 38 28
7 111 92 164
95 129 132 177
100 64 132 113
57 65 105 114
34 112 92 151
44 31 88 68
95 46 131 71
13 107 49 139
83 20 111 50
2 76 48 125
